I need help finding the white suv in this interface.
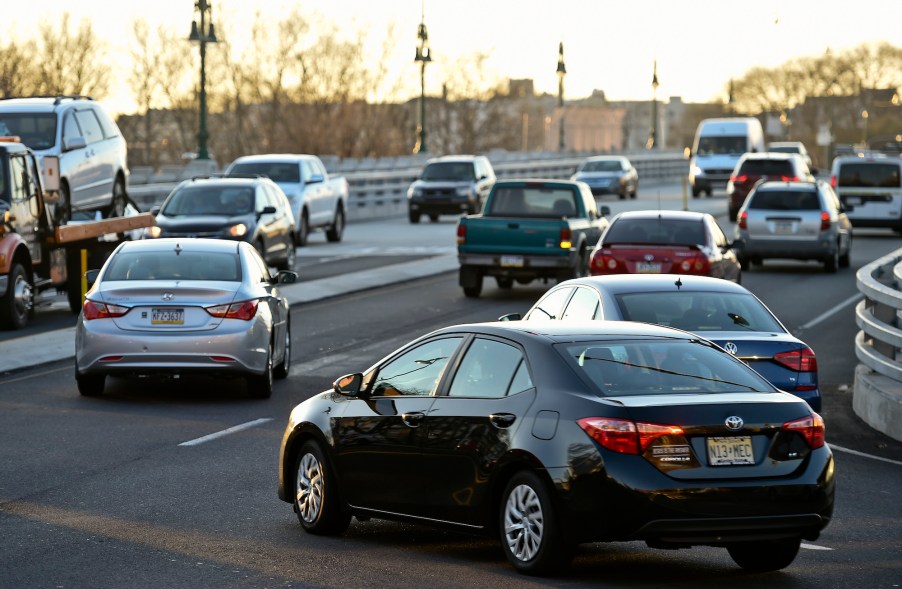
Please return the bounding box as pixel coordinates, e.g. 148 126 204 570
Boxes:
0 96 129 224
830 153 902 233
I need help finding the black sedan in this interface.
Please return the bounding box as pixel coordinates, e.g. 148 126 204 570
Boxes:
145 176 296 270
277 321 834 576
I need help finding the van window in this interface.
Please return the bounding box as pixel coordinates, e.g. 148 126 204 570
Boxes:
838 163 901 188
696 136 746 156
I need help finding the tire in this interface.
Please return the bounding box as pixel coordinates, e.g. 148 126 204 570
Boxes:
409 210 421 224
824 247 839 273
499 471 573 576
247 343 274 399
705 188 713 197
76 372 105 397
495 276 514 289
297 211 309 247
727 538 801 572
460 266 482 298
274 318 291 380
325 207 345 242
737 255 750 272
429 214 439 222
108 177 127 218
276 240 296 271
0 263 32 330
631 187 638 199
294 440 352 535
618 191 627 200
728 206 738 223
463 285 482 298
55 182 72 226
691 186 701 198
839 236 851 268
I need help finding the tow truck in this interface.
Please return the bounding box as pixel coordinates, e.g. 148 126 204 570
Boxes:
0 136 155 329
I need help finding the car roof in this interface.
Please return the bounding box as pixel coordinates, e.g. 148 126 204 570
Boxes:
739 152 800 161
117 237 243 255
229 154 312 164
609 209 709 222
768 141 805 149
553 274 752 296
753 180 820 192
584 155 628 162
426 155 480 163
178 176 269 188
494 179 581 188
0 96 93 113
435 319 696 342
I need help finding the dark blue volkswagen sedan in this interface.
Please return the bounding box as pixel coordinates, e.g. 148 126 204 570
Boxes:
278 321 833 576
508 274 821 412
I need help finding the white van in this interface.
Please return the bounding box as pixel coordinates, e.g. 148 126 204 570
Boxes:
830 153 902 233
688 117 765 197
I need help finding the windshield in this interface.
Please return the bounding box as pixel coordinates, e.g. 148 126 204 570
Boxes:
162 185 255 216
486 186 578 218
696 135 746 156
749 189 820 211
580 160 623 173
229 162 300 183
558 339 774 397
103 250 241 281
615 291 785 333
421 162 475 181
0 113 57 150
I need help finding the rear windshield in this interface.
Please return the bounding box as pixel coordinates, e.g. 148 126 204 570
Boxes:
837 163 901 188
421 162 475 181
580 159 623 172
557 339 774 397
229 162 300 183
738 160 794 176
603 218 705 245
162 185 255 216
0 113 57 150
748 189 820 211
768 146 801 155
615 291 784 333
103 251 241 281
486 186 579 218
696 135 746 156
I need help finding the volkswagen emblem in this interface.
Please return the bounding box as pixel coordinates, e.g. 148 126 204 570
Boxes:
161 292 175 301
723 342 738 355
725 416 744 430
644 254 654 262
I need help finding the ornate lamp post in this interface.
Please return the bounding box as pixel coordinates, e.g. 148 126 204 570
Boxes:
648 60 659 149
413 7 431 154
556 42 566 151
189 0 217 161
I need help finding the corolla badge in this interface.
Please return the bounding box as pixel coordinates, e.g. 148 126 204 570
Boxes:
725 416 744 430
161 293 175 301
723 342 738 355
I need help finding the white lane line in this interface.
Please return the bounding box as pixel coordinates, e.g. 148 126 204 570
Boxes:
179 418 273 447
801 543 833 551
799 293 863 330
829 443 902 467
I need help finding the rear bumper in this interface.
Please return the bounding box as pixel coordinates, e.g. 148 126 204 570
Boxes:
739 237 834 261
459 252 576 278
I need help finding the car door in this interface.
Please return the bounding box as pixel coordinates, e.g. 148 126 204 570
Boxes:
421 336 537 525
73 108 111 207
706 215 739 280
331 336 465 516
58 111 92 210
303 158 329 226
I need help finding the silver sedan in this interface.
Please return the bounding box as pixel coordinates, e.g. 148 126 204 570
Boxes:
75 238 296 399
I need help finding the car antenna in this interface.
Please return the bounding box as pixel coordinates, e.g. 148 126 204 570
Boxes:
674 277 683 290
174 242 182 256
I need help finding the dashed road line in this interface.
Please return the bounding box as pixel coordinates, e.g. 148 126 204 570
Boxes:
179 418 273 447
801 543 833 551
799 293 863 330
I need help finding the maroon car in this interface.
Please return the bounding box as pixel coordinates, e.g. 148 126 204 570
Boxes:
589 210 741 282
727 152 814 221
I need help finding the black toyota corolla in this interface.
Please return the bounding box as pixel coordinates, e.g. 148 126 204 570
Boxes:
277 321 834 576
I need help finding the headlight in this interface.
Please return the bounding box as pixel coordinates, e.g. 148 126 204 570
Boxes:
408 186 423 199
691 166 703 177
456 186 474 197
228 223 248 237
144 225 162 238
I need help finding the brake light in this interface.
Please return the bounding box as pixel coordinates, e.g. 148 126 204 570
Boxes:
205 300 259 321
738 211 748 230
589 251 621 274
830 175 837 189
820 211 831 231
774 346 817 372
560 227 572 249
730 174 748 183
578 417 684 454
782 413 825 449
82 300 130 320
779 175 800 182
678 255 710 275
456 223 466 245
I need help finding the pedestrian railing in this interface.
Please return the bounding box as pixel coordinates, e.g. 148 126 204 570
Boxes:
855 249 902 381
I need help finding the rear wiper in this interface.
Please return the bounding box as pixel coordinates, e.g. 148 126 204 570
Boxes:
727 313 753 330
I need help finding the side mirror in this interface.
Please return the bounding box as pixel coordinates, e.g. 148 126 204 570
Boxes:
275 270 298 284
333 373 363 396
85 269 101 287
63 136 87 152
306 174 325 184
600 205 611 217
258 205 277 216
150 205 161 215
498 313 522 322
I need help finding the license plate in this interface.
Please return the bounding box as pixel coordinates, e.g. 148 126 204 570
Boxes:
845 196 862 206
152 308 184 325
636 262 661 273
500 255 524 268
707 436 754 466
774 221 794 234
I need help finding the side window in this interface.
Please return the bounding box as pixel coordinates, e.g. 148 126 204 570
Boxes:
448 338 531 398
9 155 27 203
247 244 272 280
62 114 81 143
74 110 104 145
526 287 573 321
708 218 727 247
92 106 121 139
562 287 602 320
371 337 464 397
255 186 270 211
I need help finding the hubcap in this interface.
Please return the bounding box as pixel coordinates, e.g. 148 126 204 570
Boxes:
296 453 323 523
12 274 33 319
503 484 544 562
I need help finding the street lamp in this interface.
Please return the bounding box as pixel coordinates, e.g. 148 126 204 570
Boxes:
648 60 659 149
556 42 566 151
189 0 217 161
413 6 431 154
861 109 869 146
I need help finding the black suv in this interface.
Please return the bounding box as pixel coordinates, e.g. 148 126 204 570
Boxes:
726 152 814 221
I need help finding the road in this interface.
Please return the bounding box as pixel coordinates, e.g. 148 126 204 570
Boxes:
1 182 901 587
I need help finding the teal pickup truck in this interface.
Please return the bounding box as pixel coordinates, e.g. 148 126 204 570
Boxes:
456 179 610 297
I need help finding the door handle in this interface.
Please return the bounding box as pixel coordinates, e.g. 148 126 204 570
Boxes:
489 413 516 429
401 412 426 428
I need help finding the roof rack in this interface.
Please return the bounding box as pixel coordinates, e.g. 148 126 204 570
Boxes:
0 95 94 104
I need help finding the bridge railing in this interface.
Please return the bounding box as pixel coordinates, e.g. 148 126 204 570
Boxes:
853 249 902 441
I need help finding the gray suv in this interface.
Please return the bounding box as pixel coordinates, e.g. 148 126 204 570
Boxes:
0 96 129 224
407 155 496 223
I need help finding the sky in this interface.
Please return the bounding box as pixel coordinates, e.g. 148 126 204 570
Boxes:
4 0 900 116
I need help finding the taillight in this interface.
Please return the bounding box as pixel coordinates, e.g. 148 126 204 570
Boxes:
779 175 800 182
820 211 831 231
560 227 572 249
456 222 466 245
205 300 259 321
782 413 825 449
678 255 710 275
589 250 621 274
578 417 684 455
774 346 817 372
738 211 748 230
730 174 748 184
82 300 130 320
830 175 837 189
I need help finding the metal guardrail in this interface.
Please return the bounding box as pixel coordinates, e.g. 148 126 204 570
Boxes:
855 250 902 380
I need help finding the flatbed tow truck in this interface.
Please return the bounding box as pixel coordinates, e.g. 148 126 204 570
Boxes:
0 136 154 329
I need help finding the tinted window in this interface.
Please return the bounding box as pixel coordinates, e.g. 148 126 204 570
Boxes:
696 136 746 155
616 291 784 333
230 162 300 183
371 337 464 397
421 162 475 181
163 185 255 216
604 218 705 245
738 160 794 176
562 287 601 320
749 189 820 211
838 163 901 188
74 110 104 145
448 338 531 398
103 251 241 281
526 287 573 321
0 113 57 150
486 186 579 218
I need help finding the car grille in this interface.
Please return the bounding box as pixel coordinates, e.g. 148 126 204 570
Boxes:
423 188 457 198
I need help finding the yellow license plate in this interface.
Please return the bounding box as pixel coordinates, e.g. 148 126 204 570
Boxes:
152 308 184 325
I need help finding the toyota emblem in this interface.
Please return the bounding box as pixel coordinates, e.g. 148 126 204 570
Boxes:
725 416 744 430
723 342 738 355
644 254 654 262
161 292 175 301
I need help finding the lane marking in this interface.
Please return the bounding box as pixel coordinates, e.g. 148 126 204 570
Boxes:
829 443 902 467
799 293 863 330
801 543 833 551
179 418 273 447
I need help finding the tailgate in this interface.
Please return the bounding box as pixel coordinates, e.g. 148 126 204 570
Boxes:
461 217 568 255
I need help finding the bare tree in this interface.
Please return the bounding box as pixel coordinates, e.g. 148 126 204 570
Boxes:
34 13 110 98
0 40 39 98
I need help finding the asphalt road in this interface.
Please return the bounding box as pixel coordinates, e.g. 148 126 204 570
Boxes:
1 182 900 588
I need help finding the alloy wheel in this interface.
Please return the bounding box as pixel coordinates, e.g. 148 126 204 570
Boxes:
296 452 324 524
503 483 545 562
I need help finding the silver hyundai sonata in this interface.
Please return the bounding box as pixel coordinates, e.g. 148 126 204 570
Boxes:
75 238 296 399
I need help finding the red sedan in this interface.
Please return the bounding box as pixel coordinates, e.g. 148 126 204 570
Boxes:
589 210 742 282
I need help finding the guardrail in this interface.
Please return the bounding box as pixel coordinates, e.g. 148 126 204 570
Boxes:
853 248 902 441
127 151 688 220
